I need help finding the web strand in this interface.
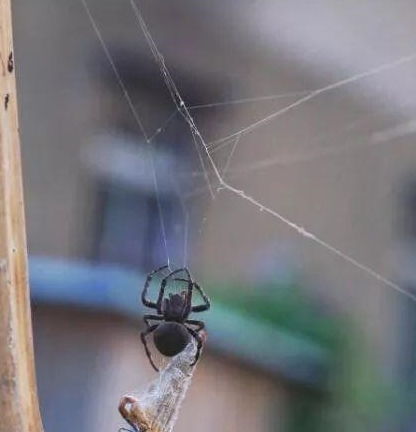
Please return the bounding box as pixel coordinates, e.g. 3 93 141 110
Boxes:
207 53 416 151
210 117 378 176
188 90 314 110
182 212 189 268
222 134 241 178
190 131 216 200
184 115 410 179
148 109 178 143
170 169 190 267
149 150 171 269
129 0 416 302
80 0 172 269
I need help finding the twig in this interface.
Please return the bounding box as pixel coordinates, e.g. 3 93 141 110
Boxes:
119 341 198 432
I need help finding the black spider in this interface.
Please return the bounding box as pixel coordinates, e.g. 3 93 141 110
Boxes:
140 265 210 372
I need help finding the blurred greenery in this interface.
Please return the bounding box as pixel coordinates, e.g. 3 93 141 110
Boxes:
208 279 398 431
209 281 339 348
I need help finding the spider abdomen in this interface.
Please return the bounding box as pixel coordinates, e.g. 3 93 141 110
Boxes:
153 322 191 357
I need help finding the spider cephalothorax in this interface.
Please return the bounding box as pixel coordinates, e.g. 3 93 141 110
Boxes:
140 266 210 371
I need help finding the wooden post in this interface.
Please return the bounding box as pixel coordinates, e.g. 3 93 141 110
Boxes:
0 1 44 431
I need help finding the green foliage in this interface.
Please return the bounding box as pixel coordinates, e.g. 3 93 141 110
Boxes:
208 279 398 432
208 280 340 349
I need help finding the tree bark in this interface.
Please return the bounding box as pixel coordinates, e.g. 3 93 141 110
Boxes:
0 1 44 431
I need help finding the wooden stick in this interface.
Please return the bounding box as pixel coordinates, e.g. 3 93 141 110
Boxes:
0 1 44 431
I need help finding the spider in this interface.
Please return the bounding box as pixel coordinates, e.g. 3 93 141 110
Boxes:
140 265 210 372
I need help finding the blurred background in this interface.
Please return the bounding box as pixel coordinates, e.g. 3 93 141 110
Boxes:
11 0 416 431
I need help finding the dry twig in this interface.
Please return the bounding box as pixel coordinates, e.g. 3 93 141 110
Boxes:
119 341 198 432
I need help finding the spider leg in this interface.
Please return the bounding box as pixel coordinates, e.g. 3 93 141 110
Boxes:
186 327 203 367
142 265 168 309
173 277 194 317
143 314 163 327
168 267 192 281
191 282 211 313
140 324 159 372
184 319 205 333
157 268 192 313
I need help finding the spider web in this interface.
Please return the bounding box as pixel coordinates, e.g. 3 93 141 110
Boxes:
80 0 416 302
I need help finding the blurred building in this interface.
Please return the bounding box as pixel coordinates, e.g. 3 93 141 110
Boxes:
12 0 416 431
